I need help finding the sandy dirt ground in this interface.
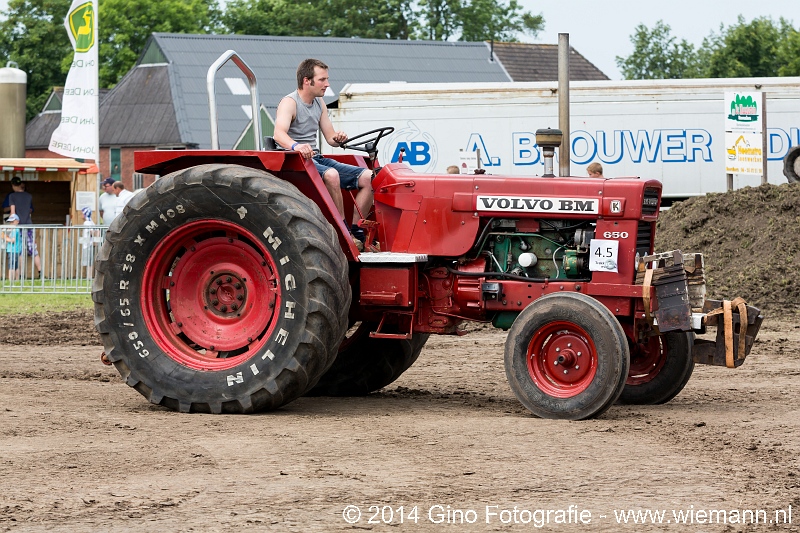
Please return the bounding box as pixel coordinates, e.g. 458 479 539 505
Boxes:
1 314 799 532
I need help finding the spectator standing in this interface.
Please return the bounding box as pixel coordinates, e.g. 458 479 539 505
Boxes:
587 162 604 178
4 213 22 281
112 181 135 220
98 178 118 225
446 165 460 174
79 207 98 280
6 177 43 278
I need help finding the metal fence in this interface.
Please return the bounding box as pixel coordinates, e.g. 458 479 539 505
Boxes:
0 224 107 294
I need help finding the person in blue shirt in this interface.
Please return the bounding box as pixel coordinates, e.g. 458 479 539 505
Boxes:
4 213 22 281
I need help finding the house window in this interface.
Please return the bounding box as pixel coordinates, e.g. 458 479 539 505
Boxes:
110 148 121 180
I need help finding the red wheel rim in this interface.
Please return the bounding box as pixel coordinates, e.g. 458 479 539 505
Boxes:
627 335 666 386
527 321 598 398
141 220 281 371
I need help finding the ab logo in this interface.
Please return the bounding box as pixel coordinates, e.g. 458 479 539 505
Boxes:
68 2 95 53
384 121 438 172
392 142 431 165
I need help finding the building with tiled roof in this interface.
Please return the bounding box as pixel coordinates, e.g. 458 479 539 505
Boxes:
25 33 607 189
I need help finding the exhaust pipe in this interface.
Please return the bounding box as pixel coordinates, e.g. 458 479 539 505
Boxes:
558 33 571 177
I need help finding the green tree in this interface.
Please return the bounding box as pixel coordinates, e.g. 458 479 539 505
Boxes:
458 0 542 42
0 0 220 120
221 0 322 37
414 0 460 40
616 21 702 79
223 0 541 42
777 28 800 76
703 16 791 78
414 0 542 42
328 0 414 39
222 0 414 40
98 0 221 87
0 0 72 120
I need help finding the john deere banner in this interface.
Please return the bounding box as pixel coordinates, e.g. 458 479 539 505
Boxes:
49 0 99 160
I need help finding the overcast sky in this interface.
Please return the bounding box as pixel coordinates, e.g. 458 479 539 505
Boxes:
1 0 796 80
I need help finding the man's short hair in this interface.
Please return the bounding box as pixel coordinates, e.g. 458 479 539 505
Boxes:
297 58 328 89
446 165 460 174
113 181 126 190
587 162 603 175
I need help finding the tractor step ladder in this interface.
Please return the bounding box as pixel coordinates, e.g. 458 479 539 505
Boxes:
359 252 427 339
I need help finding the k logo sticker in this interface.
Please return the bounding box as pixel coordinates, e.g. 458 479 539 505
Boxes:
68 2 95 53
610 200 622 213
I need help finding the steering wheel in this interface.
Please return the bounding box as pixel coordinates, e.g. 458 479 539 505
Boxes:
339 127 394 159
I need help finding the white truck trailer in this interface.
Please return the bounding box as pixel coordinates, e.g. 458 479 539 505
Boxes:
329 77 800 199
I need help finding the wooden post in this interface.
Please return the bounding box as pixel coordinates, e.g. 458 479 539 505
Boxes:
761 91 768 184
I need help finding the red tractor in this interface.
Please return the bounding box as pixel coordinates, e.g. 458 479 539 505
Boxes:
94 53 763 420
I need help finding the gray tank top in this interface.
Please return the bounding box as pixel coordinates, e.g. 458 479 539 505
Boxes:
285 91 322 151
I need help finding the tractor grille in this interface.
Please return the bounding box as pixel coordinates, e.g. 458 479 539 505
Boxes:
636 222 653 258
642 187 660 215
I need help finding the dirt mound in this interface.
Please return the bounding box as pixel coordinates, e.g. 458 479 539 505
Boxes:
656 182 800 313
0 309 99 346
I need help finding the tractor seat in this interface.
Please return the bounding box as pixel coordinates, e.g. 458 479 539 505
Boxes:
263 136 286 151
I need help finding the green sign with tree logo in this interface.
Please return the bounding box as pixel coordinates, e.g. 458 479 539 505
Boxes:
724 91 763 134
728 94 758 122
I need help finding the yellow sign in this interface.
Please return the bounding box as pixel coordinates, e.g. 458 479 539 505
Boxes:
724 132 763 175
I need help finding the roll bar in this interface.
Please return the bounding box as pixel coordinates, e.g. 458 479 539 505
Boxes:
206 50 261 150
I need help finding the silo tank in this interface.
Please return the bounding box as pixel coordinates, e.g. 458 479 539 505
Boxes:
0 61 27 158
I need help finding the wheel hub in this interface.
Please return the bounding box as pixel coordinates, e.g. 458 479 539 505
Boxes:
555 348 577 368
207 272 247 315
527 321 598 398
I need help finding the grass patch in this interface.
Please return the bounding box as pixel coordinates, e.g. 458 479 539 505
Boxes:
0 294 93 315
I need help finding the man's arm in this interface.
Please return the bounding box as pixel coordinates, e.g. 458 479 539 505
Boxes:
273 97 298 149
319 100 348 147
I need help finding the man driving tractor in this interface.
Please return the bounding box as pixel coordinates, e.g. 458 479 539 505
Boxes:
273 58 373 248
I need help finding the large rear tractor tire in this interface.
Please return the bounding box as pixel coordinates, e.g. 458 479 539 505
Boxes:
93 164 350 413
504 293 630 420
306 322 429 396
619 332 694 405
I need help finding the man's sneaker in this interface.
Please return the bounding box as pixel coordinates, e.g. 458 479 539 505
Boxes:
350 224 366 242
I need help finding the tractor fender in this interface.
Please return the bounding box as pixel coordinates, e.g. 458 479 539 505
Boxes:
134 150 362 260
373 164 480 256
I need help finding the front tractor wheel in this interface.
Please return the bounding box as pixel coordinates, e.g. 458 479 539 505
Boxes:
504 293 630 420
93 164 350 413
